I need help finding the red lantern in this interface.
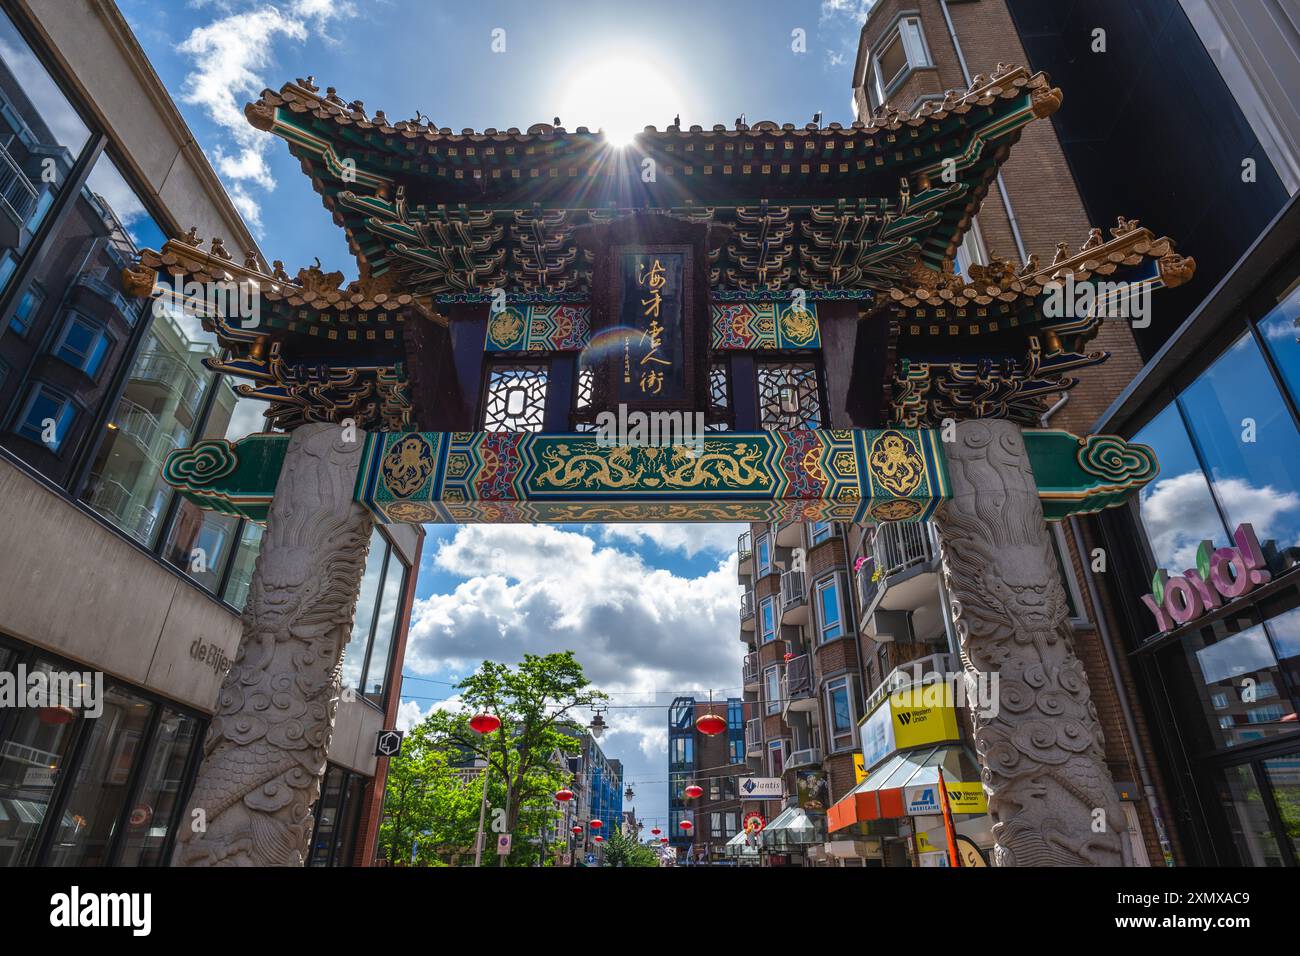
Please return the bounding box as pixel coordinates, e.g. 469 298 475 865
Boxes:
684 784 703 799
554 788 574 802
660 837 669 844
679 820 693 830
571 825 582 834
468 713 501 735
650 827 661 836
589 819 602 829
593 835 604 843
695 712 727 736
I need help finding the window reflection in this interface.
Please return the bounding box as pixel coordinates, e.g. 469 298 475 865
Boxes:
364 549 406 704
1257 284 1300 406
1134 404 1227 572
1180 332 1300 558
341 533 387 694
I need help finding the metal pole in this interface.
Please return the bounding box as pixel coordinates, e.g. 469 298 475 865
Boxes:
473 760 491 867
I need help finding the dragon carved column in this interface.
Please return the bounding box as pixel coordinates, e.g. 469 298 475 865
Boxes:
174 423 373 866
933 419 1126 866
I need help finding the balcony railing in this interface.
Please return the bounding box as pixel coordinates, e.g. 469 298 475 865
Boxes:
131 351 205 417
745 718 763 755
742 652 760 689
787 746 822 770
873 521 934 579
779 569 805 611
783 653 812 700
0 142 39 229
737 530 753 563
740 588 754 621
861 652 958 718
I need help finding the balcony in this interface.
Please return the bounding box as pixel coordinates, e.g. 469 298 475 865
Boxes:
861 521 941 631
781 654 816 715
742 653 760 690
737 530 753 580
773 514 802 548
0 142 39 246
745 718 763 757
787 746 822 771
779 569 807 625
739 588 755 631
131 351 204 418
862 652 959 718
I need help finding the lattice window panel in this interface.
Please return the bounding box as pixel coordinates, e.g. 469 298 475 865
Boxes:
707 362 731 431
757 362 822 430
483 363 549 431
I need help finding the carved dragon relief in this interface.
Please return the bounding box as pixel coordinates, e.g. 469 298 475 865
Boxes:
173 424 373 867
934 420 1128 867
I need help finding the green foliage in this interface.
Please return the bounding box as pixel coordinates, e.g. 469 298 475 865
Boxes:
601 826 659 867
382 651 608 866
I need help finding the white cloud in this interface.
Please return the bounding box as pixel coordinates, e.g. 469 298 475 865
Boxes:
819 0 876 25
177 1 355 232
1140 471 1300 571
598 522 746 558
404 525 745 762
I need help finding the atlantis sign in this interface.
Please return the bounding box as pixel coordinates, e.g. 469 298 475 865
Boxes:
1140 523 1272 633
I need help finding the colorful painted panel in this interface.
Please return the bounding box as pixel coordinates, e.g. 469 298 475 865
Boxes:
484 304 590 351
711 302 822 350
353 428 947 525
480 302 820 352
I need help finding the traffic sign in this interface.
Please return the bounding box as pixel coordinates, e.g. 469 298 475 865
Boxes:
375 730 403 757
743 811 767 833
497 833 512 855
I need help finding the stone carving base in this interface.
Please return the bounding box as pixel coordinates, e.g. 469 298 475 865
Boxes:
173 423 372 866
934 419 1126 866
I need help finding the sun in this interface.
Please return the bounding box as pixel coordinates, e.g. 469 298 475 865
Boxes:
559 56 683 146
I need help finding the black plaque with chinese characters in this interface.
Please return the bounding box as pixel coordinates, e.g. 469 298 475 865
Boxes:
617 252 685 404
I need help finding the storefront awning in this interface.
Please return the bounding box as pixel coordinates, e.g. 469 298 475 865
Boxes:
761 806 820 848
828 744 986 833
723 829 761 858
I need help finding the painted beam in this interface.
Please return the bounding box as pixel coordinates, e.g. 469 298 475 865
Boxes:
161 427 1157 526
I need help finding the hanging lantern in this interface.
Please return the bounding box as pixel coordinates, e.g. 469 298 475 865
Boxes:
624 784 635 800
589 819 602 829
650 827 661 836
660 837 669 844
571 825 582 834
468 713 501 735
593 835 604 843
684 784 703 799
695 712 727 736
679 820 693 830
555 788 574 802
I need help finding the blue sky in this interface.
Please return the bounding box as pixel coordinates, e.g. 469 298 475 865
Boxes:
119 0 875 832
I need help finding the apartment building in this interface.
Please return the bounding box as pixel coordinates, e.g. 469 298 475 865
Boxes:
666 695 748 864
0 0 422 867
564 731 624 865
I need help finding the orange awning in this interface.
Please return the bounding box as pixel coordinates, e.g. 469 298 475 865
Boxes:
827 745 981 833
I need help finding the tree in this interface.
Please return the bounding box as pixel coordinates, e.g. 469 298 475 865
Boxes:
601 826 659 867
379 719 482 865
420 651 609 865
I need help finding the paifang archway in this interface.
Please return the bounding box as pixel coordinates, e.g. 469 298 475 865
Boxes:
123 65 1194 866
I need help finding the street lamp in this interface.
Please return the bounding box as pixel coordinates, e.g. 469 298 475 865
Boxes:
589 712 606 738
624 784 635 800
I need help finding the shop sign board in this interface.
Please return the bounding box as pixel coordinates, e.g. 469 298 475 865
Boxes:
858 689 962 772
1140 523 1271 633
738 777 783 799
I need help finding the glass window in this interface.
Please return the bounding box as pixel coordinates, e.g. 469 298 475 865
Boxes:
759 595 776 644
1161 611 1297 752
52 312 109 376
810 520 833 546
114 708 200 866
1212 764 1286 866
221 520 263 611
1179 332 1300 559
44 685 153 866
817 576 843 642
768 740 785 777
1261 756 1300 865
14 383 73 451
0 7 91 267
1134 403 1228 573
0 657 82 866
309 765 344 866
1257 284 1300 406
8 282 43 335
764 666 781 716
341 529 389 695
1 153 162 484
756 533 771 577
363 547 406 705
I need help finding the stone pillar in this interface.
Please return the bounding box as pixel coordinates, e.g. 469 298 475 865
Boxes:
174 423 373 866
934 419 1126 866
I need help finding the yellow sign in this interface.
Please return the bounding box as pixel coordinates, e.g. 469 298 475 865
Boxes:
853 754 866 784
890 685 961 750
944 782 988 815
915 830 938 854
